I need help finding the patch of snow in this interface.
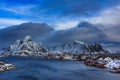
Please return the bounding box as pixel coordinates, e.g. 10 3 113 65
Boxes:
64 55 73 60
104 57 113 62
49 51 63 55
74 40 85 45
105 60 120 69
4 63 12 67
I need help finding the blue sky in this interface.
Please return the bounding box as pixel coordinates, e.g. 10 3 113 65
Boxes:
0 0 120 30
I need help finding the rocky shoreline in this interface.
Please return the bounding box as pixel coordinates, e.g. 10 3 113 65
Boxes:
0 54 120 73
0 61 16 72
41 53 120 73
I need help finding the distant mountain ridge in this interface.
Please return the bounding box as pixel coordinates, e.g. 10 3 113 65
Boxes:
1 36 107 57
77 21 94 28
0 22 54 48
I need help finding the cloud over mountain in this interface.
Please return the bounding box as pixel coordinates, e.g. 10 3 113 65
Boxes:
0 21 120 52
0 22 53 48
42 22 107 46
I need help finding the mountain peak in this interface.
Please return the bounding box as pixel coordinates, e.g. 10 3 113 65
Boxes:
2 36 48 56
74 40 85 45
24 35 32 42
77 21 94 28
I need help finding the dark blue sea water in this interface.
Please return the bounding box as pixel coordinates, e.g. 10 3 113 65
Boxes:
0 56 120 80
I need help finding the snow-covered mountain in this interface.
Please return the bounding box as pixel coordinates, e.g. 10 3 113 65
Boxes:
1 36 48 56
1 36 106 57
51 40 105 54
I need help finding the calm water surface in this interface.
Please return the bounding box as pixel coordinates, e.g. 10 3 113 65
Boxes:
0 56 120 80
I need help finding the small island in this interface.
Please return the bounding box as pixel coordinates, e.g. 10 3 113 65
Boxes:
0 61 16 72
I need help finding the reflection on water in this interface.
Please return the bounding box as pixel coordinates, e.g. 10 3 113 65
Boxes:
0 56 120 80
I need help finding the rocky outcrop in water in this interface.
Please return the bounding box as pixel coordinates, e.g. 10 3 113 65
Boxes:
0 61 16 72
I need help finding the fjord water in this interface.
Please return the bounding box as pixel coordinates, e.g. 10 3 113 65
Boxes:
0 57 120 80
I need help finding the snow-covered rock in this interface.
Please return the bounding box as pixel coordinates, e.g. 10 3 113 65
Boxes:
63 54 74 60
98 58 104 61
81 55 88 60
0 61 16 72
49 51 63 55
105 60 120 69
104 57 113 62
51 41 105 54
1 36 48 56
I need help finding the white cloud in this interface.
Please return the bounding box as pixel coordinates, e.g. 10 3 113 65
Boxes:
53 5 120 30
0 18 28 29
87 5 120 29
54 20 79 30
84 5 120 42
54 5 120 30
0 5 36 15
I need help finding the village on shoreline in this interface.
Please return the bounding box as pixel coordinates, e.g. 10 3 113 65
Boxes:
0 53 120 73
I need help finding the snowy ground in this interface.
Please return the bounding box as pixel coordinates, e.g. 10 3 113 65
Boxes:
105 60 120 69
